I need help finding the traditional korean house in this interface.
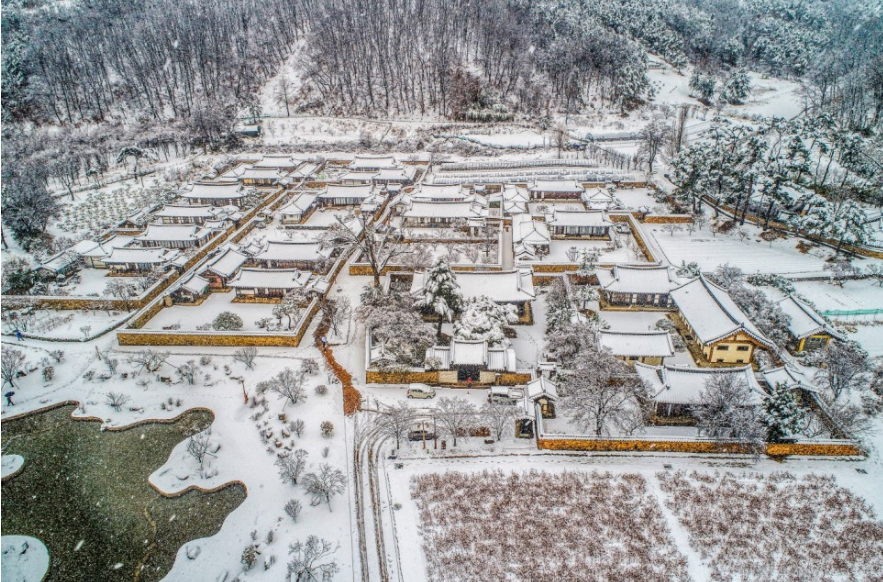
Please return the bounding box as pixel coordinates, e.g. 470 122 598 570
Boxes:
180 182 247 207
581 187 615 210
251 155 302 173
410 269 536 319
277 193 318 226
172 274 210 303
399 199 487 229
339 171 377 186
239 166 291 187
373 166 417 187
636 363 766 419
38 251 81 280
599 330 675 365
424 339 517 383
409 183 468 202
545 210 611 239
103 247 180 273
152 205 215 225
670 276 776 365
528 180 585 201
250 241 332 272
228 268 317 299
597 264 680 308
349 155 397 172
201 247 249 288
525 376 558 419
317 184 375 207
776 295 843 352
134 224 215 249
512 214 550 261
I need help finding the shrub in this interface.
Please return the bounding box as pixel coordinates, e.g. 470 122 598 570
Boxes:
320 421 334 437
42 366 55 382
284 499 302 522
315 384 328 396
213 311 244 331
301 358 319 375
199 355 213 366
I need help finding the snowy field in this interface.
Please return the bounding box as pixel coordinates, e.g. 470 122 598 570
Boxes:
3 308 131 340
141 291 287 332
790 279 883 313
648 222 834 275
518 238 646 265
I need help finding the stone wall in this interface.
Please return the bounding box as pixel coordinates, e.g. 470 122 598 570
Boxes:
537 437 861 456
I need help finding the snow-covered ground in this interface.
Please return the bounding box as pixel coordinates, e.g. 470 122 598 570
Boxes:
140 291 286 332
1 536 50 582
3 308 132 340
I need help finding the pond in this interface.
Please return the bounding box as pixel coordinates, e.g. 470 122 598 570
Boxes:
1 405 246 582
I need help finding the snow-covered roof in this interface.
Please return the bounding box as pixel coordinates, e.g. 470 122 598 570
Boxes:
319 184 374 200
251 155 303 169
425 341 515 371
278 193 318 215
40 251 79 273
776 295 842 341
239 167 290 181
254 241 330 262
375 167 417 181
349 155 397 171
180 182 245 200
340 171 378 182
205 248 249 277
103 247 180 265
135 224 213 243
180 274 210 295
228 268 313 290
512 214 550 245
762 366 819 393
583 187 613 201
69 240 102 255
410 269 535 303
599 330 675 358
545 210 609 227
153 204 215 219
529 180 584 193
670 276 775 349
636 363 766 406
401 200 484 219
412 184 467 200
598 264 679 294
526 376 558 401
451 339 488 366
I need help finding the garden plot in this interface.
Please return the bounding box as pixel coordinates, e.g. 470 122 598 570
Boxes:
790 279 883 313
44 268 147 298
140 291 289 332
521 238 645 265
2 308 131 340
613 187 659 210
408 469 690 582
648 222 833 275
55 181 175 236
657 470 883 582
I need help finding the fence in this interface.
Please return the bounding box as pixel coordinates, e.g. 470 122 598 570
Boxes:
439 159 601 172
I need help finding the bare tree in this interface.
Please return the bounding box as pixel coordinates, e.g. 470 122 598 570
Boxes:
284 499 302 522
175 360 198 385
276 449 309 485
234 347 259 370
273 290 304 330
321 297 351 338
127 349 169 375
322 214 413 287
377 402 415 449
104 279 136 311
274 76 295 117
481 402 517 441
693 374 764 450
302 464 346 511
187 428 214 470
287 536 339 581
1 347 26 388
638 115 673 174
259 368 307 407
106 391 131 411
559 351 648 437
811 342 869 402
435 397 478 447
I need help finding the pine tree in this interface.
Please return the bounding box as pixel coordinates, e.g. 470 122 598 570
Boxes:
763 382 805 442
453 296 517 346
722 68 751 104
416 259 464 338
689 69 717 104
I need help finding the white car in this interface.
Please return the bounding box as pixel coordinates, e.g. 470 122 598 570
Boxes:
406 384 436 399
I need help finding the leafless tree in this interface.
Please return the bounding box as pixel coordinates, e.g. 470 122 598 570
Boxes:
127 349 169 375
481 402 517 441
436 397 478 447
259 368 307 407
302 464 346 511
234 347 259 370
274 76 295 117
276 449 309 485
287 536 339 581
321 297 351 338
104 279 137 311
1 347 26 388
106 391 131 411
322 214 413 287
639 115 673 174
693 374 764 450
377 402 415 449
810 341 869 402
284 499 302 522
175 360 198 385
187 428 214 470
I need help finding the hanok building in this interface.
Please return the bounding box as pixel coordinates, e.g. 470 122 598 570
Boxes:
512 214 551 261
171 274 210 303
670 276 776 365
597 264 680 308
238 166 291 187
409 183 468 202
103 247 180 273
339 171 378 186
317 184 375 207
398 199 487 230
545 210 611 239
424 339 517 383
776 295 843 352
410 268 536 320
251 155 303 173
525 376 558 419
348 155 397 172
152 204 216 225
228 268 325 299
528 180 584 201
250 241 332 272
277 193 318 226
201 247 249 288
134 224 216 249
581 187 616 210
180 182 247 207
599 330 675 365
373 166 417 187
636 363 766 419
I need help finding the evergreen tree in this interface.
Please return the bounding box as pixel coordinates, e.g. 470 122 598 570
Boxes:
453 296 517 346
722 68 751 104
416 259 464 338
763 382 805 442
689 69 717 104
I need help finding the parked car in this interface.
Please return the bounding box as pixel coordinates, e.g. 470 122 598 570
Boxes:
614 223 631 234
487 386 523 405
407 384 436 399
